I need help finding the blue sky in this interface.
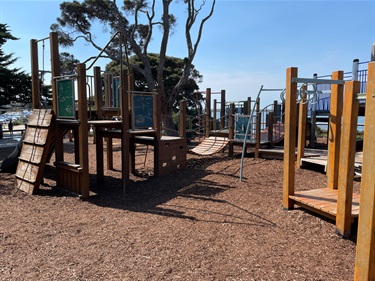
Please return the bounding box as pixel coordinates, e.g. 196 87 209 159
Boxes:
1 0 374 107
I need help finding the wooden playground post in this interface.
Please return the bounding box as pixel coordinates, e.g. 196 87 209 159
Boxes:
77 63 90 198
248 97 252 115
50 32 63 163
50 32 59 115
335 80 360 237
244 98 251 115
354 61 375 281
179 100 186 138
104 73 111 107
273 100 278 122
30 39 40 109
94 66 103 120
153 88 162 177
267 112 274 144
103 73 112 169
255 98 261 159
296 85 307 169
205 88 211 137
283 67 298 209
213 99 217 131
228 103 234 157
121 70 130 195
326 71 344 189
220 90 226 130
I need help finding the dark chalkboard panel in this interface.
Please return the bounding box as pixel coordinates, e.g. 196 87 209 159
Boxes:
56 79 75 119
113 77 120 107
235 116 251 140
132 94 154 129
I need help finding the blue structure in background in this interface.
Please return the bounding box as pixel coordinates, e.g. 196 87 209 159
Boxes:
308 60 369 118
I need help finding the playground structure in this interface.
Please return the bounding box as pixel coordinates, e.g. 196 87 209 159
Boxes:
354 61 375 281
9 29 375 281
14 32 188 198
307 59 368 148
282 62 375 280
191 87 285 157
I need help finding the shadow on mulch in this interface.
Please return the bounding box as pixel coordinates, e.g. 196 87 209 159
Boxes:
88 156 234 213
34 154 275 226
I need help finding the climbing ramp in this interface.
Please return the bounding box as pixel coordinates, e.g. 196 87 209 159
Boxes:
190 136 229 156
15 109 55 194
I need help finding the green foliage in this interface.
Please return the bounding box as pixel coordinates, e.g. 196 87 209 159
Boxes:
0 24 32 107
106 53 203 114
60 52 80 75
51 0 216 119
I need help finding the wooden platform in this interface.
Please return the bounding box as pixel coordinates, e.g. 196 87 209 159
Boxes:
289 188 360 221
257 147 322 160
301 150 363 175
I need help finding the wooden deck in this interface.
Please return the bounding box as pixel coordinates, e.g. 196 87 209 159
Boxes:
289 188 360 221
301 151 363 175
257 147 322 160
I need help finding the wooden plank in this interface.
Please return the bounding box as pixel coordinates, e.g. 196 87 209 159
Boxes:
283 67 298 209
336 80 360 237
24 127 49 145
19 144 44 164
293 200 336 221
27 109 53 127
15 179 35 195
290 188 360 219
354 61 375 281
16 161 39 183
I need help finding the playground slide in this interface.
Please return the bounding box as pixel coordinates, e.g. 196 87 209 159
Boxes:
0 135 24 173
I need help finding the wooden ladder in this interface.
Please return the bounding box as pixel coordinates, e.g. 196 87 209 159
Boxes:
15 109 55 194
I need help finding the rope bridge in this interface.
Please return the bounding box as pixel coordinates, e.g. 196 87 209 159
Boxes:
190 136 229 156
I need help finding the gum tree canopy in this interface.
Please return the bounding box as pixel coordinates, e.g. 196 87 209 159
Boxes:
51 0 216 116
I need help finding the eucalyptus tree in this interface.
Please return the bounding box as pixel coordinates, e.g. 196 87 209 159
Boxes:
51 0 216 116
106 53 203 114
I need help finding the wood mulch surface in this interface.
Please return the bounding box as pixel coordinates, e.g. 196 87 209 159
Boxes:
0 138 361 280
